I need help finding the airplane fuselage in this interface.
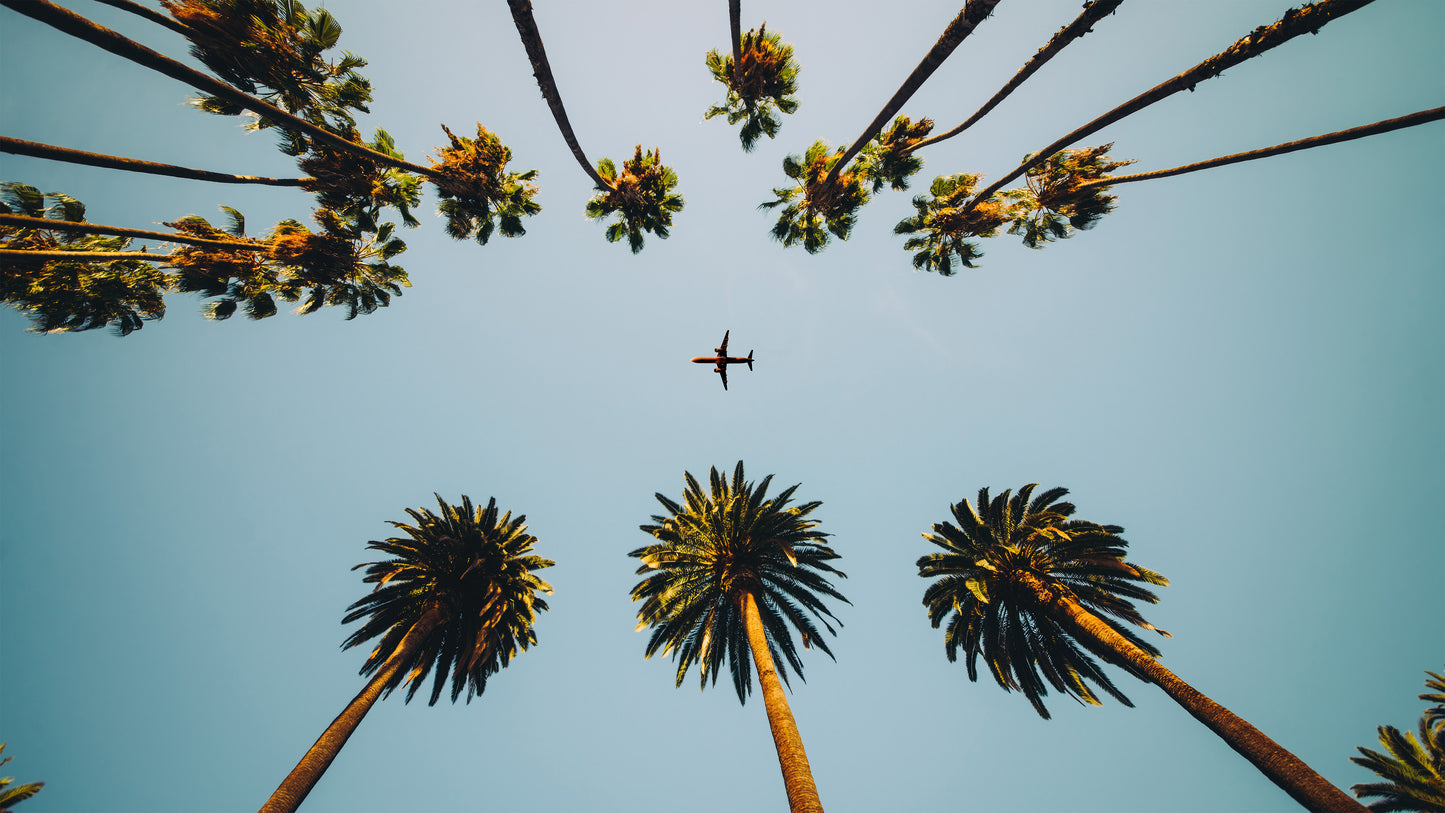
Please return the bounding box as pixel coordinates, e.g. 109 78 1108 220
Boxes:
690 356 752 365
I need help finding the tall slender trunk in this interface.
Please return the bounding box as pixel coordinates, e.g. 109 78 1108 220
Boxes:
0 0 434 179
906 0 1123 155
0 248 171 262
821 0 1000 189
1015 571 1366 813
0 214 268 251
1 137 310 186
89 0 192 38
740 591 825 813
259 606 444 813
504 0 611 191
728 0 742 80
965 0 1376 212
1075 106 1445 190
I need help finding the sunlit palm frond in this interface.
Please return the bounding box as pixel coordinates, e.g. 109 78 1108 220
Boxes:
585 146 683 254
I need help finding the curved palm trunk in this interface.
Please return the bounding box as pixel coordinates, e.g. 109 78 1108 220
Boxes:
741 591 824 813
0 0 433 179
965 0 1376 212
89 0 192 38
728 0 742 77
821 0 1000 189
1015 572 1365 813
1075 106 1445 190
260 607 444 813
907 0 1122 155
504 0 612 191
1 137 310 186
1 215 267 251
1 248 173 261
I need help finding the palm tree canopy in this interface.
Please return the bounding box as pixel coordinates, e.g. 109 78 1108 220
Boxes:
585 146 684 254
893 172 1011 275
705 24 801 152
1004 144 1133 248
630 461 848 703
340 494 555 706
429 123 540 246
0 742 44 809
760 140 869 254
1351 667 1445 812
917 484 1171 718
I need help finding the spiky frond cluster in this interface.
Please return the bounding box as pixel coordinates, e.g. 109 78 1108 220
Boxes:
586 146 684 254
1 183 167 335
162 0 372 136
299 128 422 228
918 484 1171 718
893 173 1012 275
858 116 934 193
342 495 555 706
0 742 44 809
704 25 801 152
1352 668 1445 812
630 462 848 704
165 207 277 320
760 141 869 254
1005 144 1133 248
429 124 540 246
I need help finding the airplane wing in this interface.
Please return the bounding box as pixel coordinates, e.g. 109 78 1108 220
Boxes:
716 330 729 356
717 364 729 390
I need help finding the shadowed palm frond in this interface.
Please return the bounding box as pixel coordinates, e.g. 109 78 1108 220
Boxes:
705 24 801 152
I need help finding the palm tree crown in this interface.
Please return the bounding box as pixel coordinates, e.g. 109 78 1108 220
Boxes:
341 494 555 705
917 484 1171 718
1351 668 1445 812
705 24 801 152
630 462 847 702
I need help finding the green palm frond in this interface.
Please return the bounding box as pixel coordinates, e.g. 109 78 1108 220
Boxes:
428 124 540 245
0 742 45 809
2 183 169 335
705 24 801 152
759 140 868 254
1352 667 1445 812
630 461 848 703
858 116 933 193
299 127 423 228
917 484 1170 718
341 494 554 706
1004 144 1134 248
892 173 1012 275
266 208 408 320
585 146 683 254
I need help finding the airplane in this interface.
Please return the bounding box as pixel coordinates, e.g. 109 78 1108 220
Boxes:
691 330 753 390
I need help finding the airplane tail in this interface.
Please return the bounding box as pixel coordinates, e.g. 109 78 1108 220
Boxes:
747 349 754 371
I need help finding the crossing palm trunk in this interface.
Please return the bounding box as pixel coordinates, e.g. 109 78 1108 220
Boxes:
741 590 825 813
259 606 445 813
1015 571 1366 813
0 137 310 186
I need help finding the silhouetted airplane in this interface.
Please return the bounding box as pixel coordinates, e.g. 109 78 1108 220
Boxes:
691 330 753 390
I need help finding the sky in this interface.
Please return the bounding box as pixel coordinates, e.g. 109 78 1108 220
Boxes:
1 1 1442 811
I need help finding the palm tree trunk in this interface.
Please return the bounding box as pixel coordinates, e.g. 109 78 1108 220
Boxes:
0 249 172 262
0 214 267 251
740 591 825 813
1015 571 1365 813
504 0 612 191
728 0 742 82
88 0 192 38
259 606 444 813
0 0 434 179
964 0 1376 213
1 137 311 186
1075 106 1445 190
906 0 1122 155
821 0 1001 189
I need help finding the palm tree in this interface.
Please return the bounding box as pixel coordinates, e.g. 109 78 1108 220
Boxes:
962 0 1376 216
261 494 554 813
1002 144 1134 248
430 124 540 245
1 183 168 334
1351 669 1445 812
892 172 1012 275
917 484 1366 813
505 0 683 251
760 140 869 254
630 462 847 813
705 11 801 152
1 136 311 187
0 742 44 810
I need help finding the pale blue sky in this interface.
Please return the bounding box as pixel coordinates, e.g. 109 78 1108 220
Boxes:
1 1 1442 811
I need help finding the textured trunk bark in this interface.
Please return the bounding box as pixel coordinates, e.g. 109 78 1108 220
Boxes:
0 214 267 252
504 0 612 191
259 607 444 813
966 0 1377 210
1 136 310 186
0 0 434 179
823 0 1001 188
1015 572 1365 813
741 591 825 813
728 0 742 82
